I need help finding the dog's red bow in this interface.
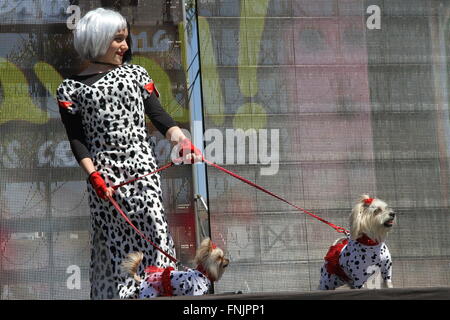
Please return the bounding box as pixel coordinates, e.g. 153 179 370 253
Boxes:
364 198 374 205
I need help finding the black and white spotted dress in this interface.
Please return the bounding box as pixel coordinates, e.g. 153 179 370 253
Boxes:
56 63 177 299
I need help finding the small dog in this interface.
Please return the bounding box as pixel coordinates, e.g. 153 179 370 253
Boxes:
121 238 229 298
319 194 395 290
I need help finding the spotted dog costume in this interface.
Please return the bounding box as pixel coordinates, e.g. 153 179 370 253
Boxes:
137 267 211 298
56 64 177 299
319 235 393 290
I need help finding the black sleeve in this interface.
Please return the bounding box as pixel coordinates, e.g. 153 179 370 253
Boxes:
59 108 91 163
144 92 177 136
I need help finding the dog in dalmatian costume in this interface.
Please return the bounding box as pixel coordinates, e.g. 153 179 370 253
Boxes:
319 195 395 290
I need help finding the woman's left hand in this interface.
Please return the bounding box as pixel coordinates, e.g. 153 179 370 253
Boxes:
178 138 203 164
183 152 204 164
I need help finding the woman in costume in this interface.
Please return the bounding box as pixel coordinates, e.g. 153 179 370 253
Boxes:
56 8 201 299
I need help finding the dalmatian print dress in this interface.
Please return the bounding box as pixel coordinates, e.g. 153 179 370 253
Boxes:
56 64 176 299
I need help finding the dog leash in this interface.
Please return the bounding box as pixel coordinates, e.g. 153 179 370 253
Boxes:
106 194 180 267
201 158 349 235
105 157 189 268
106 156 348 262
111 161 176 191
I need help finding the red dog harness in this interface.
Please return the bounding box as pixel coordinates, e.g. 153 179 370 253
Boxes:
324 235 379 283
324 238 351 282
144 266 174 296
143 265 212 297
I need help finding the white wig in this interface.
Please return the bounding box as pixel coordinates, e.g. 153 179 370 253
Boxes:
74 8 127 61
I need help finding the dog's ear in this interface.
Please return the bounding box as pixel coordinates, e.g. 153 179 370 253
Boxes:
195 238 213 266
350 200 365 240
359 194 371 204
200 237 212 250
200 237 218 252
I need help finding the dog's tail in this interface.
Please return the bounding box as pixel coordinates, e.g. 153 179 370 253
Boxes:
121 252 144 283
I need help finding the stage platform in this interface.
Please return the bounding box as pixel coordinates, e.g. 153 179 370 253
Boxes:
155 287 450 300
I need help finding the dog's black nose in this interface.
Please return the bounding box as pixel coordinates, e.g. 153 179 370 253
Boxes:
389 212 395 218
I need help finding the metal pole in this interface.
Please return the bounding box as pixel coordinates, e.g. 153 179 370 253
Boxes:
181 0 211 248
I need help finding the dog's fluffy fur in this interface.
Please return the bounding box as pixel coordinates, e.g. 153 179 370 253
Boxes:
121 238 229 298
319 194 395 290
349 194 395 243
193 238 229 282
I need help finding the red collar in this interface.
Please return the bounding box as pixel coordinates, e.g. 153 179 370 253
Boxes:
357 234 379 246
196 265 214 282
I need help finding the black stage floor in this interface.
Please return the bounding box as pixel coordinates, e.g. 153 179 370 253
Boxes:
154 287 450 300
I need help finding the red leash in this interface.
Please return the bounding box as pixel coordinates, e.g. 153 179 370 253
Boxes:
106 193 179 266
106 159 183 266
201 158 349 235
106 157 349 266
111 161 176 191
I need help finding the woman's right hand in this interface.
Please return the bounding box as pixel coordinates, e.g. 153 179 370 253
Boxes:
89 171 114 199
104 187 115 198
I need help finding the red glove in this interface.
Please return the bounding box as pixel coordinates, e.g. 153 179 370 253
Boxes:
178 138 203 163
89 171 108 200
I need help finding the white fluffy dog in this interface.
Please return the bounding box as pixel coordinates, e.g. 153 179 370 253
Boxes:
121 238 229 298
319 195 395 290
